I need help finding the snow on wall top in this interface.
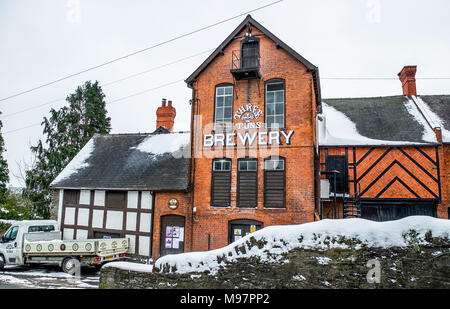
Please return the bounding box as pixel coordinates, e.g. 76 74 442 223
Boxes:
50 139 95 186
106 216 449 275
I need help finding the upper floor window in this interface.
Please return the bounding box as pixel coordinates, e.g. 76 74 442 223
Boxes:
265 80 285 129
215 85 233 131
241 39 260 69
63 190 79 205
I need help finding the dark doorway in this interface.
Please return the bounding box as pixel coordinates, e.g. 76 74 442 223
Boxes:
361 202 437 222
228 219 263 244
160 215 185 256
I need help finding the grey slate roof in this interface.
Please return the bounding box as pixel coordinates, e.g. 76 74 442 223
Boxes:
420 95 450 141
50 131 190 191
321 95 447 146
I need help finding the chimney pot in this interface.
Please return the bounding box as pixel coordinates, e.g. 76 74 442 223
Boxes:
156 99 176 132
398 66 417 97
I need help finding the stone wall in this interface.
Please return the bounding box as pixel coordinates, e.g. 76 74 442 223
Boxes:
100 237 449 289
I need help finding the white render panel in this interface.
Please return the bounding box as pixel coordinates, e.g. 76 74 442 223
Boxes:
76 229 88 240
126 234 136 254
127 191 138 209
77 208 90 227
138 236 151 256
139 213 152 233
92 209 104 228
141 191 152 210
79 190 91 205
57 189 64 229
106 210 123 230
64 207 76 225
94 190 105 206
63 228 74 240
126 212 137 231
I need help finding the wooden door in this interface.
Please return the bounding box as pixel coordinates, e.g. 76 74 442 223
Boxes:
160 215 185 256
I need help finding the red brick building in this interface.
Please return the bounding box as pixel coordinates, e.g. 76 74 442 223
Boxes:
51 15 449 260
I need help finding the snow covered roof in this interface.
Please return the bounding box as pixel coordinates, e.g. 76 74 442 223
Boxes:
318 95 446 146
415 95 450 144
50 131 190 191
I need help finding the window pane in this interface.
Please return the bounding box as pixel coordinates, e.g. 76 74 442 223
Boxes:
216 107 224 121
266 103 275 115
275 160 285 170
224 86 233 95
216 96 224 107
275 91 284 102
224 107 232 120
224 95 232 107
223 161 231 171
214 161 222 171
275 103 284 114
217 87 224 95
275 116 284 127
239 161 247 171
266 92 275 103
267 82 284 92
248 161 257 171
10 226 19 241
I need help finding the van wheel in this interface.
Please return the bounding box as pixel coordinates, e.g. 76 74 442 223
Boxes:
0 255 5 271
62 258 79 274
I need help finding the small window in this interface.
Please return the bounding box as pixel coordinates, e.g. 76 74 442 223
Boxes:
106 191 126 209
264 157 286 209
9 226 19 241
238 160 257 171
211 159 232 207
326 156 348 194
215 85 233 131
28 225 55 233
265 80 285 129
213 159 231 171
241 40 259 69
63 190 79 205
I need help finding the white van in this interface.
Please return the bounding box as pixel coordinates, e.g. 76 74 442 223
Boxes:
0 220 129 273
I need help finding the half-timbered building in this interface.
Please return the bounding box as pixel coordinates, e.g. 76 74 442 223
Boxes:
51 15 449 260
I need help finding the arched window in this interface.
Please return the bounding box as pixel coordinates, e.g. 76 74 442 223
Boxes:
264 156 286 208
265 79 285 129
211 158 232 207
214 84 234 132
237 158 258 208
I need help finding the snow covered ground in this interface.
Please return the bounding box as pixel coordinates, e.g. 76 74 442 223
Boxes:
106 216 449 276
0 265 99 289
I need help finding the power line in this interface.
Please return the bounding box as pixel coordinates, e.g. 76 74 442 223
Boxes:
0 0 284 103
0 48 215 119
2 78 185 135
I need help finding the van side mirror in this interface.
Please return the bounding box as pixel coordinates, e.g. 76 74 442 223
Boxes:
0 236 5 243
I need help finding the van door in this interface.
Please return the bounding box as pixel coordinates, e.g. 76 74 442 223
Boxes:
2 226 20 264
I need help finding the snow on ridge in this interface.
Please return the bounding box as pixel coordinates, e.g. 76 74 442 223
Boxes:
413 96 450 143
319 102 429 146
404 98 438 143
153 216 449 275
134 132 190 156
51 139 95 185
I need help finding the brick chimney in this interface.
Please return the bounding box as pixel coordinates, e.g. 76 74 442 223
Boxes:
398 65 417 97
156 99 176 131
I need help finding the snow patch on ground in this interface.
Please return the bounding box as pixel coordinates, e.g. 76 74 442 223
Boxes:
51 139 95 184
151 216 449 275
103 261 154 273
134 132 190 156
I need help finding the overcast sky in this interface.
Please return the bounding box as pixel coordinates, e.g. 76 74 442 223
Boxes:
1 0 449 187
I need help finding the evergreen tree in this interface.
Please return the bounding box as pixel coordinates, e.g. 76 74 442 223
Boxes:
25 81 111 218
0 117 9 204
